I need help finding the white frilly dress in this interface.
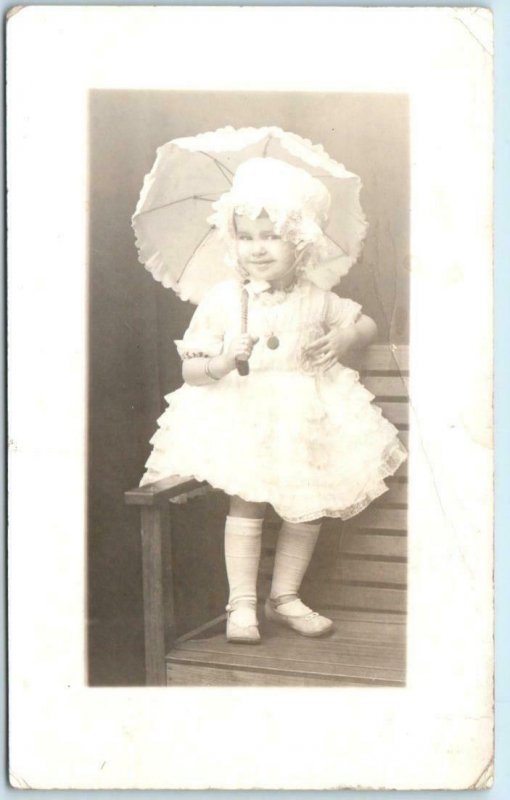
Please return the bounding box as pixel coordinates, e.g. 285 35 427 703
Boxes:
140 278 407 523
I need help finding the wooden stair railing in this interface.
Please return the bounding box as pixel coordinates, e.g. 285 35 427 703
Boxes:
125 344 409 686
124 476 205 685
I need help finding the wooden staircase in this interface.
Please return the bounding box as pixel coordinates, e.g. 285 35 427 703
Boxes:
125 344 408 687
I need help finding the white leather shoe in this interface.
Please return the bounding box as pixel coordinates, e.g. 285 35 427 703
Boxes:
265 597 333 637
225 604 261 644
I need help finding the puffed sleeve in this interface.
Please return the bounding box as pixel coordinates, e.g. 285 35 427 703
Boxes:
325 292 363 329
174 284 226 360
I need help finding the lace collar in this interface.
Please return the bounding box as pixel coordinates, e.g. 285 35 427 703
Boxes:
243 277 309 306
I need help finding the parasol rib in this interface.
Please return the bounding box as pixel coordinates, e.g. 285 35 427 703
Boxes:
324 231 349 257
135 195 218 217
198 152 234 184
174 226 216 283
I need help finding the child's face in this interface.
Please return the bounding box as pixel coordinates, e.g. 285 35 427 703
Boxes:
234 213 297 284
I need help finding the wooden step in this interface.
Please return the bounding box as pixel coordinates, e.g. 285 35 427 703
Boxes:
261 552 406 585
314 558 407 585
166 608 406 687
394 457 407 478
263 483 408 542
348 506 407 532
340 531 407 559
379 401 409 427
377 479 407 506
358 344 409 373
306 583 406 613
363 375 409 398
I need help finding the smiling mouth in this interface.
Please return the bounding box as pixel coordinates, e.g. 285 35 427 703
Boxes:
251 260 274 266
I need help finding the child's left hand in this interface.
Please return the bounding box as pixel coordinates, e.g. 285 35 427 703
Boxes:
303 326 358 371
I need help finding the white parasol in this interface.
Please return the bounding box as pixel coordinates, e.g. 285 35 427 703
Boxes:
132 126 368 306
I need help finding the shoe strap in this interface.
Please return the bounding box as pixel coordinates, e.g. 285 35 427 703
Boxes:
270 597 317 619
271 594 299 607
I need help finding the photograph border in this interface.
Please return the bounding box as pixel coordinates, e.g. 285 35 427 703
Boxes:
5 3 503 794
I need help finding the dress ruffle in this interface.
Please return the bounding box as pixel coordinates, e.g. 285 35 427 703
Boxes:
140 366 407 523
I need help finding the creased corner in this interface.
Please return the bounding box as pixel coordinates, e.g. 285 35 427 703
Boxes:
6 5 25 21
452 8 493 57
469 759 494 790
9 771 32 789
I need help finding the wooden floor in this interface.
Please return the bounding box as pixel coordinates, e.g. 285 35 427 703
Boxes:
166 607 406 687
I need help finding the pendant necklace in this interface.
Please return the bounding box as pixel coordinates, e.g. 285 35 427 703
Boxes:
259 284 296 350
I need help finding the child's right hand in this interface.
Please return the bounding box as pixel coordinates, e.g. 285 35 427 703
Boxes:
225 334 259 371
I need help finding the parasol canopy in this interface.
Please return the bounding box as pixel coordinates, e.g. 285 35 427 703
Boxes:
132 126 368 305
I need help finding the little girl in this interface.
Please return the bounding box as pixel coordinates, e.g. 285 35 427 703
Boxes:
140 156 406 644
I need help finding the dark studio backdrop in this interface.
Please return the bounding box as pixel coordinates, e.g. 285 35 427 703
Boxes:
87 91 409 685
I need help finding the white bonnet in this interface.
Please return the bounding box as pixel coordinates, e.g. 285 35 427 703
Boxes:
208 157 332 264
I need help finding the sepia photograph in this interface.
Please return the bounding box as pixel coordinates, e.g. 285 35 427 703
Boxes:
8 6 494 790
88 98 410 688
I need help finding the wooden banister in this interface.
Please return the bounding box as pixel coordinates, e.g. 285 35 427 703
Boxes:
125 475 205 507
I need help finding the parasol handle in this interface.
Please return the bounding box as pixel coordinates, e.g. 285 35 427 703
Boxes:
236 287 250 377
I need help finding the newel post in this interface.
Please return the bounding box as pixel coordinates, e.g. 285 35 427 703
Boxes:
125 475 203 686
140 506 167 686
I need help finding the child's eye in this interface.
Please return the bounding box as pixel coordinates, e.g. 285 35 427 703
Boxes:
237 234 251 241
265 234 280 240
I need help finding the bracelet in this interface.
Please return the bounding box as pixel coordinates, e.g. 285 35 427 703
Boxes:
204 357 221 381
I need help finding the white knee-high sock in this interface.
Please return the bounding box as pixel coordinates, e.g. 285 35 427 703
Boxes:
224 515 263 608
270 520 321 601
